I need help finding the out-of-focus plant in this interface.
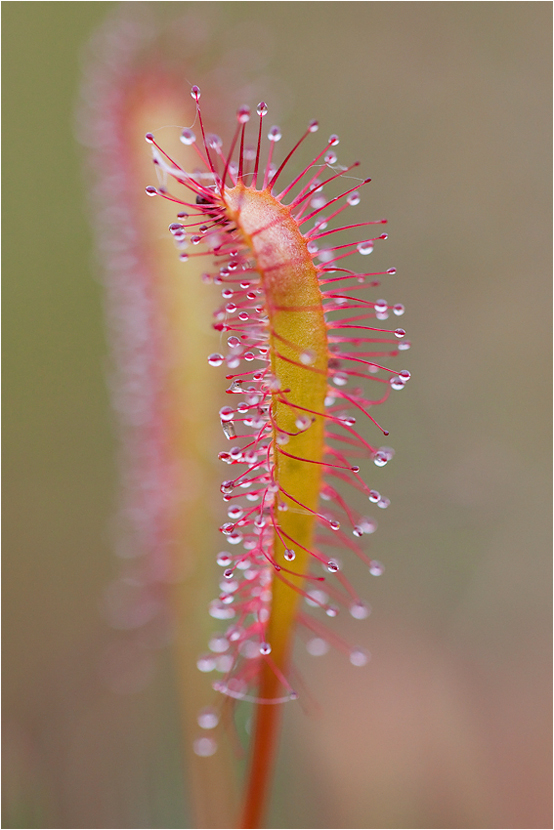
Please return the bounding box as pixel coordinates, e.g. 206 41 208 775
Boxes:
80 6 407 828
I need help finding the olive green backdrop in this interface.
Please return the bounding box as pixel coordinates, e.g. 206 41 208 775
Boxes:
3 2 551 828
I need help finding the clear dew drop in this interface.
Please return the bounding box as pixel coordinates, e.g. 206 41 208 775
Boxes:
216 654 234 673
350 601 371 619
377 497 390 509
219 406 234 422
239 641 260 659
325 605 339 617
267 375 282 392
387 267 397 275
206 232 224 250
326 559 340 573
390 377 406 391
308 120 319 133
347 191 360 206
373 452 389 467
349 648 370 667
305 589 328 608
255 607 269 626
354 517 377 535
222 422 236 440
393 303 405 316
357 241 374 255
237 105 250 123
193 736 217 757
306 637 329 656
374 299 388 314
328 134 340 146
209 636 229 653
208 353 224 367
284 549 296 561
197 654 216 672
333 372 349 387
197 708 219 729
145 132 155 144
209 602 235 620
394 328 406 339
180 128 196 145
311 194 326 209
398 340 411 351
295 415 312 431
190 85 201 101
268 126 282 142
369 560 385 576
368 490 380 503
300 349 316 365
329 519 340 531
208 134 222 150
257 102 268 117
216 552 231 566
145 186 157 197
259 642 272 655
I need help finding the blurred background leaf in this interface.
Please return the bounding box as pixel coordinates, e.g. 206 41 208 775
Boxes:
3 2 551 828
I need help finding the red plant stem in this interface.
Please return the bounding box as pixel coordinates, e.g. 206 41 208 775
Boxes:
241 627 298 829
241 691 283 828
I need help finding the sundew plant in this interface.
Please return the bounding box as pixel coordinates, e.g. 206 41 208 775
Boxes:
145 86 410 828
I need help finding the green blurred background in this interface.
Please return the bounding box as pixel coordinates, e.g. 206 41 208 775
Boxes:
3 2 551 827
